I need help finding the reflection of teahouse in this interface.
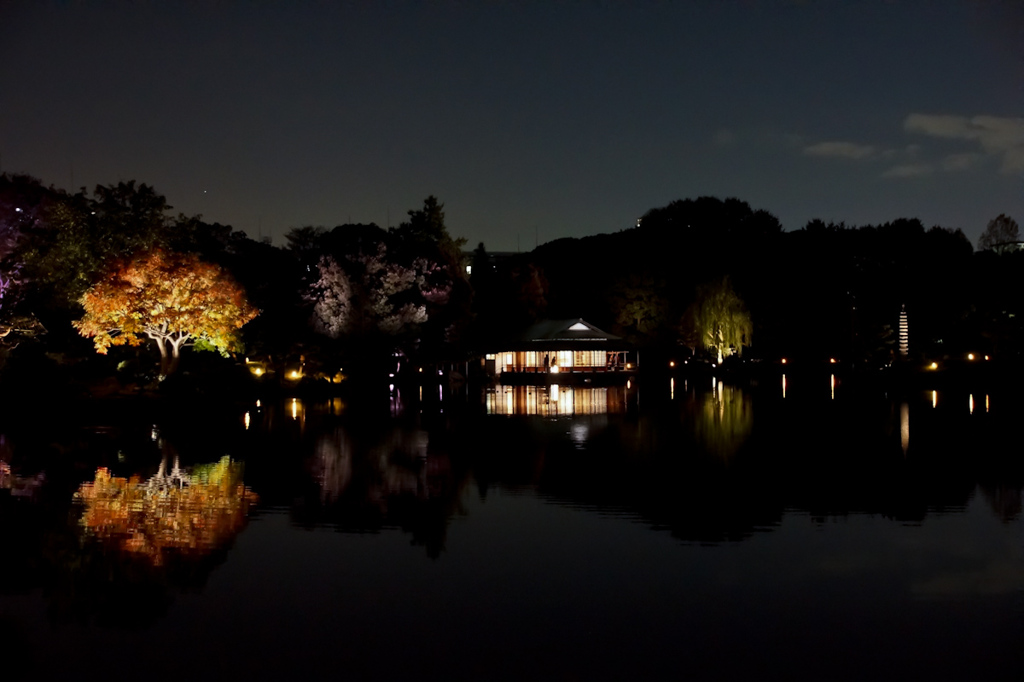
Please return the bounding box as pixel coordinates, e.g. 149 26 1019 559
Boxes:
484 318 636 379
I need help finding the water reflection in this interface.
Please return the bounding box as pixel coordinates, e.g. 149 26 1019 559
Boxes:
691 382 753 461
73 455 258 566
485 385 629 415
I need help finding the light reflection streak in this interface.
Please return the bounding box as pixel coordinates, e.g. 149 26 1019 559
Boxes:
670 377 675 400
900 402 909 455
244 412 251 430
986 394 990 412
969 394 975 415
782 374 787 399
932 390 937 409
830 374 835 400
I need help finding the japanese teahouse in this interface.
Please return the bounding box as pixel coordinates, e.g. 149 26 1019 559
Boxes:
484 318 636 380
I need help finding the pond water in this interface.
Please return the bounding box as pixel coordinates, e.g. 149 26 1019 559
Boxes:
1 377 1022 681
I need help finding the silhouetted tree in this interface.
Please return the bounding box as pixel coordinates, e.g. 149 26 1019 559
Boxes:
977 214 1020 251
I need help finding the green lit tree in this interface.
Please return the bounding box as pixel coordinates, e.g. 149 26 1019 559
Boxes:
682 276 752 364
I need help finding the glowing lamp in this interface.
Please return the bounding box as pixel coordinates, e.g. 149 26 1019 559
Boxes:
669 361 675 368
549 364 560 374
289 370 300 379
967 353 975 361
928 362 938 370
984 355 990 361
829 358 836 364
781 358 787 364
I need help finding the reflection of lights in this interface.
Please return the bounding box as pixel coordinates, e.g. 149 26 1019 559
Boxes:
255 399 261 408
551 384 560 402
830 374 835 400
151 426 159 442
931 390 937 408
389 383 394 392
670 377 675 400
419 386 423 401
244 412 251 430
969 394 974 415
967 353 975 361
900 402 909 455
570 423 589 447
711 377 716 389
986 394 990 412
928 362 938 370
626 379 631 389
291 399 299 420
782 374 786 399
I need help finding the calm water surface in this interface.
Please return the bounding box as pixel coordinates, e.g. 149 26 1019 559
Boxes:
0 377 1022 680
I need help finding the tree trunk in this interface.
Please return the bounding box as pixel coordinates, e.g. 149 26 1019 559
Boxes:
156 338 172 377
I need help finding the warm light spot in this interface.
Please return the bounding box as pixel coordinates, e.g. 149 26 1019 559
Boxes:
969 394 974 415
253 367 263 376
289 370 300 379
967 353 975 361
550 365 560 374
985 394 990 412
255 399 261 408
243 412 250 430
291 399 298 420
418 367 423 373
928 362 938 370
830 374 835 400
931 390 937 408
626 379 631 389
782 374 786 399
984 355 990 361
669 361 675 368
781 358 787 364
626 363 632 369
670 377 675 400
829 358 836 364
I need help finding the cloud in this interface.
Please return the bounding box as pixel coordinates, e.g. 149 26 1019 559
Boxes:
941 152 983 172
881 163 933 178
803 141 876 159
905 114 1024 173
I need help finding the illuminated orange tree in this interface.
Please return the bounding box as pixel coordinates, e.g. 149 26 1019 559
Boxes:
75 249 258 376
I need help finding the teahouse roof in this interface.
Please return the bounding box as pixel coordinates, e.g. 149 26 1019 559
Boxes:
499 319 624 351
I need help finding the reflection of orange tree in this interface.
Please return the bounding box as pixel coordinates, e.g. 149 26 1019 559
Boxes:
74 457 257 565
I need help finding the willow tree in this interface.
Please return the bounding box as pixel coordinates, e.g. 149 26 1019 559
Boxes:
682 276 752 364
75 249 258 377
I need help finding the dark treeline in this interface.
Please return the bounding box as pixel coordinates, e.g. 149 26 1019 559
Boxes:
1 173 1021 397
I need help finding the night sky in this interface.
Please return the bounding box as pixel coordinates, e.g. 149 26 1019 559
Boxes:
2 1 1021 250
